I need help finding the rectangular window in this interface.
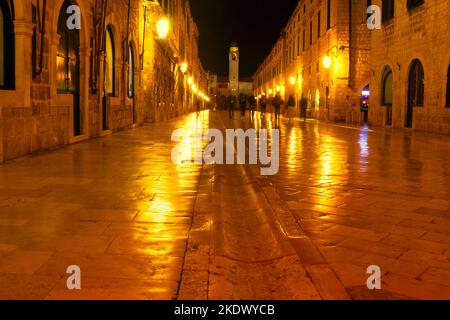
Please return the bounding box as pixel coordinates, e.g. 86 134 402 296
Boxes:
32 5 37 78
407 0 424 10
0 7 4 86
382 0 395 22
317 11 321 38
367 0 373 20
327 0 331 30
302 29 305 51
292 42 295 60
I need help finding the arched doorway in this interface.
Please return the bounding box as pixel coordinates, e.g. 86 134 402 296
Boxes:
361 85 370 123
102 26 115 131
382 67 393 126
0 0 15 89
127 43 136 124
56 0 81 136
406 59 424 129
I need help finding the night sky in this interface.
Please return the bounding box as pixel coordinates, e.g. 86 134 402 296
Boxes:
190 0 299 78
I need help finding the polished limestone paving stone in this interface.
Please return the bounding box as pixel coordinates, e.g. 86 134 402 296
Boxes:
2 110 450 299
0 112 210 299
229 111 450 299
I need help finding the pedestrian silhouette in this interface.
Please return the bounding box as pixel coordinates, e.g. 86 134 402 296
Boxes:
273 94 283 121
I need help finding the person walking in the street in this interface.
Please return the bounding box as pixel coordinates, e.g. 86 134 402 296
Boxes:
240 94 247 118
273 93 282 121
260 95 267 118
248 95 256 119
300 95 308 120
286 95 296 122
195 100 201 117
227 95 235 120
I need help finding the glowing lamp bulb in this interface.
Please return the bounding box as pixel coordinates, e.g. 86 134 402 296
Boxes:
180 62 188 73
323 55 332 69
156 17 170 39
290 76 296 86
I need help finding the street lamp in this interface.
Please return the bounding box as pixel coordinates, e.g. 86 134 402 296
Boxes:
323 55 332 70
290 76 296 86
187 76 193 85
156 17 170 39
180 62 188 73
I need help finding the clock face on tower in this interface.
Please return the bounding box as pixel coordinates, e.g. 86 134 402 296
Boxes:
232 53 237 61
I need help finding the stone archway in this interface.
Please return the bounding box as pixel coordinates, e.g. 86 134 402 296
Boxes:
406 59 424 129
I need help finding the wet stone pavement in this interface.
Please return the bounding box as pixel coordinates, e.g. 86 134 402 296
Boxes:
0 110 450 299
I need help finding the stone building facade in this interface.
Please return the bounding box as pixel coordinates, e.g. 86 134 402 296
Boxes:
254 0 371 122
0 0 207 164
369 0 450 134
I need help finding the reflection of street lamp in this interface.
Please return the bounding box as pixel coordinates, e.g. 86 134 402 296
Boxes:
323 55 332 120
156 17 170 39
290 76 298 112
180 62 188 73
187 76 193 85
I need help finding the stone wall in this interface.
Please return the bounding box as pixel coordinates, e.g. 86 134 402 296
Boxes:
1 105 70 161
254 0 371 124
0 0 207 164
370 0 450 134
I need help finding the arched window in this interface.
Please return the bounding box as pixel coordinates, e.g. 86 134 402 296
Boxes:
104 26 115 96
446 65 450 108
127 44 134 98
408 59 424 107
0 0 15 89
382 67 393 105
406 59 424 128
56 0 80 93
57 0 81 136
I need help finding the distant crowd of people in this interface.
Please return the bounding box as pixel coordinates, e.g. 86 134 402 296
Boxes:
215 93 309 121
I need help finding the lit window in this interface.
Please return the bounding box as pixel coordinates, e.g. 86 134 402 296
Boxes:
56 0 80 93
104 26 115 96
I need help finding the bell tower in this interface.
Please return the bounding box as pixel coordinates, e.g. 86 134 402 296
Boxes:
229 42 239 96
